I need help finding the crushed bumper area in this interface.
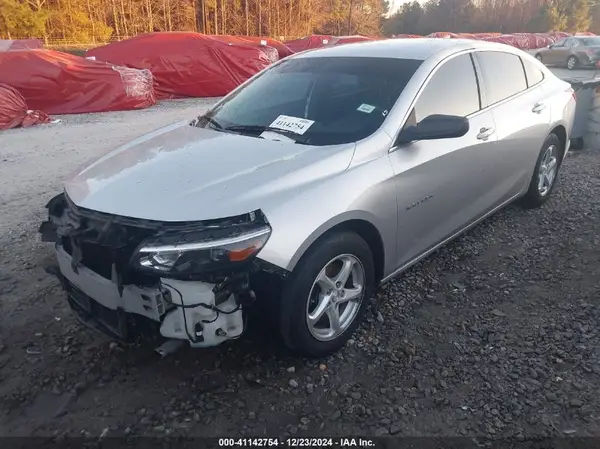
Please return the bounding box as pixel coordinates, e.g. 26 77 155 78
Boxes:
55 247 165 343
63 275 140 343
41 192 263 348
54 241 247 348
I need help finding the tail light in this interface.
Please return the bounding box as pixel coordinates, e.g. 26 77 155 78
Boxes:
566 86 576 101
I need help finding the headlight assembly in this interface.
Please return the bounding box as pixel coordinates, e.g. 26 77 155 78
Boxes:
134 225 271 276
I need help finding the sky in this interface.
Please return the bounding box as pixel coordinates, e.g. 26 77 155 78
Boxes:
388 0 416 16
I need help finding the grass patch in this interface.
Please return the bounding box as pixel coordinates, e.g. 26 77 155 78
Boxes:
52 47 89 57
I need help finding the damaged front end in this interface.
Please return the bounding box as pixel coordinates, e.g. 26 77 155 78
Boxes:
39 192 276 352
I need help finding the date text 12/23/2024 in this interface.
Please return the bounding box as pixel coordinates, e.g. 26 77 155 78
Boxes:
218 438 376 447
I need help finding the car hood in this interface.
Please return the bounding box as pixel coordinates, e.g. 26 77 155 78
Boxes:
64 121 355 221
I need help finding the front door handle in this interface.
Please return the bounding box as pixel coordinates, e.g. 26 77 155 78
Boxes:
477 127 495 141
532 102 547 113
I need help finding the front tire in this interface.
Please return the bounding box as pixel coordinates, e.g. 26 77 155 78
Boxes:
279 231 375 357
567 55 578 70
518 133 563 209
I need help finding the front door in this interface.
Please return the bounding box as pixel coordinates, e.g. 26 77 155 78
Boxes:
387 53 499 269
546 38 571 65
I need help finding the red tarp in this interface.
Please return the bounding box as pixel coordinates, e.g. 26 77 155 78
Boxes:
482 33 554 50
421 30 594 49
426 32 504 40
473 33 502 38
454 33 477 39
284 35 334 52
0 49 156 114
209 35 283 59
228 36 294 58
0 39 43 51
0 83 50 130
483 34 522 48
328 35 379 46
87 32 277 99
426 32 459 38
393 34 422 39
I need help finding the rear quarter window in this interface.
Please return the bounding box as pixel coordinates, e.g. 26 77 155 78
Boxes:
522 58 544 87
477 51 528 106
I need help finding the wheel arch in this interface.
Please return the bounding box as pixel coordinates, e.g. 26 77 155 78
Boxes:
287 215 387 284
550 124 567 158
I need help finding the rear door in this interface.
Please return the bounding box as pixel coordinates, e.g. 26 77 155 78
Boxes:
388 52 499 268
474 51 551 205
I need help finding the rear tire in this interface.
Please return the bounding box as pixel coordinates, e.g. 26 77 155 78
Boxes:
278 231 375 358
518 133 563 209
567 55 578 70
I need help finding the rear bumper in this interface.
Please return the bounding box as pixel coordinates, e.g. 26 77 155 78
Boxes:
577 56 600 67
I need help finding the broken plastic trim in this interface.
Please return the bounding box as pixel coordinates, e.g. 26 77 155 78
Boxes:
39 192 271 288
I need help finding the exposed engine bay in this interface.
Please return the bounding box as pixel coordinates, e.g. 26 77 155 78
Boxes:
39 192 286 354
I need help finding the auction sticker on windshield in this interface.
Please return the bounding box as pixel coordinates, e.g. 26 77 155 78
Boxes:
357 103 376 114
270 115 315 135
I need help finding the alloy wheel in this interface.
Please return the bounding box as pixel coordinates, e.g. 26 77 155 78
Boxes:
306 254 365 342
537 144 558 197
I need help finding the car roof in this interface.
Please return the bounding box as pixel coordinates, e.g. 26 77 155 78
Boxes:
292 38 523 61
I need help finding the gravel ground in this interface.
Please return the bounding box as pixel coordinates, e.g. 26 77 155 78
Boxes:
0 95 599 439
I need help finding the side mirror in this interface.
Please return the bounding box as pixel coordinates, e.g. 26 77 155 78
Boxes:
396 114 469 145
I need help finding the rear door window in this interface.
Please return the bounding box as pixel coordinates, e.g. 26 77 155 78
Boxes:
476 51 528 106
409 53 481 124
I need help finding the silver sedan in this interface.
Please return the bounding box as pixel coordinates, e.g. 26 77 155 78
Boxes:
40 38 576 358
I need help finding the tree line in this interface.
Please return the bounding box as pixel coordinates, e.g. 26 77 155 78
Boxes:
384 0 599 36
0 0 385 43
0 0 598 45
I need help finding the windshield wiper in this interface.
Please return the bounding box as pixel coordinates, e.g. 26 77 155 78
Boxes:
193 115 225 131
224 125 309 144
205 116 226 131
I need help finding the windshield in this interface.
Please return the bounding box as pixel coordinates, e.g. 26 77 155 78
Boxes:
581 37 600 46
196 56 422 146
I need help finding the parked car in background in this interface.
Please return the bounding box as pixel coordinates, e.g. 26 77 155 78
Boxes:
40 38 576 358
535 36 600 70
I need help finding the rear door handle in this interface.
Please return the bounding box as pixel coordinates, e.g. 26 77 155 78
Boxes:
476 127 495 141
532 102 547 113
